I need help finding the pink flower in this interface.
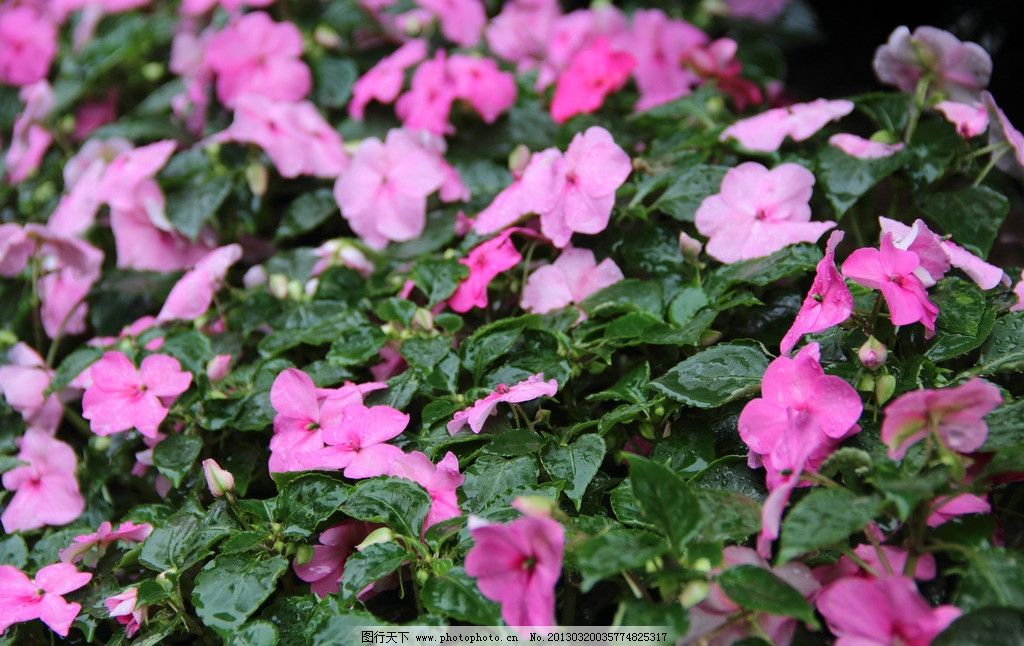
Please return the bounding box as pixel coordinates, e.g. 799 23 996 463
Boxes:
538 6 629 90
842 233 939 335
520 247 623 314
0 7 57 86
415 0 485 47
5 81 54 184
204 12 311 108
688 38 763 111
181 0 273 16
371 343 407 382
0 343 62 435
879 217 1005 290
317 402 409 478
0 563 92 637
779 231 853 355
984 92 1024 179
49 137 132 237
723 0 789 22
333 129 448 249
448 55 517 123
695 162 835 264
873 26 991 102
202 458 235 497
880 377 1002 460
1 431 85 533
550 37 635 124
81 352 193 439
628 10 706 111
105 587 145 637
738 343 862 555
449 229 523 313
59 521 153 566
157 244 242 322
935 101 988 138
816 544 936 584
817 576 961 646
486 0 560 71
293 521 377 597
394 51 456 135
720 98 854 152
96 139 177 213
472 148 562 235
927 493 990 527
829 133 904 159
392 451 463 531
206 354 232 382
465 513 565 627
72 92 117 141
349 39 428 120
448 373 558 435
1014 271 1024 312
110 206 217 272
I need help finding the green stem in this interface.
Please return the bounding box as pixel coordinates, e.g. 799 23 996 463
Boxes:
973 148 1009 187
903 76 932 143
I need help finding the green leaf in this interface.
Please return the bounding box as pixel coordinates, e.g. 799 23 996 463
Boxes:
542 434 605 510
48 346 102 393
152 434 202 488
717 564 819 628
227 620 279 646
976 313 1024 375
907 119 960 187
192 554 289 637
422 566 502 624
956 548 1024 612
925 278 997 362
653 164 729 221
704 245 822 301
276 474 350 539
625 455 701 554
918 186 1009 257
411 258 469 306
668 287 709 327
615 600 689 642
462 455 539 514
339 542 407 600
694 489 761 543
314 57 358 108
984 400 1024 451
166 175 233 240
649 342 769 408
575 529 668 592
610 479 656 531
277 189 338 239
140 501 237 571
160 329 212 375
934 608 1024 646
0 534 27 568
777 489 881 563
341 478 431 538
816 144 907 217
325 324 387 366
580 279 663 316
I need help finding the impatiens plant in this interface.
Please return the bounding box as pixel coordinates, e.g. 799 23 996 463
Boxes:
1 1 1024 644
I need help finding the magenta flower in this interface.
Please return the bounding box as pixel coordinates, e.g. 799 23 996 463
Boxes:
723 0 789 22
927 493 991 528
817 544 937 584
5 81 54 184
318 402 409 479
720 99 853 152
392 451 464 531
449 229 523 313
465 513 565 627
935 101 988 138
59 521 153 566
204 11 311 108
485 0 559 71
416 0 486 47
841 233 939 335
0 563 92 637
293 521 377 597
984 92 1024 179
395 51 457 136
81 352 193 439
817 575 961 646
873 26 991 101
880 378 1002 460
448 55 517 124
157 244 242 322
879 217 1005 290
550 37 635 124
181 0 273 16
105 587 146 638
1 431 85 533
520 247 624 315
829 133 904 159
779 231 853 355
349 39 428 120
628 9 706 111
333 128 448 249
695 162 835 264
688 38 763 111
0 343 63 435
0 7 56 87
448 374 559 435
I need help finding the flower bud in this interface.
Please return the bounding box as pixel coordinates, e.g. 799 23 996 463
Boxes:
512 496 557 518
858 336 888 370
680 581 710 608
245 163 269 197
678 231 703 262
141 62 164 81
313 25 342 49
269 273 289 299
295 544 314 565
412 307 434 331
356 527 395 551
508 144 531 178
875 374 897 406
415 568 430 586
202 459 235 497
205 355 232 382
243 265 267 288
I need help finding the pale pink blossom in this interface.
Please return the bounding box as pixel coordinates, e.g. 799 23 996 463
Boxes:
449 229 523 313
879 217 1005 290
394 51 456 136
5 81 54 184
723 0 789 22
550 37 635 124
0 7 56 86
873 26 991 102
720 99 853 152
206 355 232 382
829 133 904 159
349 39 428 120
448 55 517 123
157 244 242 322
465 513 564 627
0 563 92 637
779 231 852 355
448 373 558 435
984 92 1024 178
486 0 560 71
392 451 463 531
81 352 193 439
105 587 145 637
415 0 485 47
695 162 835 264
312 239 374 277
880 377 1002 460
59 521 153 566
204 12 311 108
314 402 408 478
371 344 407 382
169 27 213 134
0 343 62 435
95 139 177 214
935 101 988 138
293 521 378 598
927 493 990 527
181 0 273 16
473 148 562 235
628 10 706 111
49 137 132 237
520 247 623 314
2 431 85 533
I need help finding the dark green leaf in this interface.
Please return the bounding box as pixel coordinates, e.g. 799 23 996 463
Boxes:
984 400 1024 451
0 534 27 568
934 607 1024 646
976 313 1024 375
314 57 358 108
341 478 431 538
48 346 102 393
411 259 469 306
276 474 350 539
166 175 233 240
575 529 667 592
152 434 202 488
649 342 769 408
653 165 729 221
956 548 1024 612
160 329 212 375
695 489 761 542
421 567 501 624
816 144 907 217
704 244 822 301
925 278 997 362
462 455 539 514
227 620 279 646
542 434 605 510
277 190 338 239
192 554 289 636
339 542 407 600
778 489 881 563
140 501 236 571
626 455 701 553
918 186 1009 257
718 564 819 627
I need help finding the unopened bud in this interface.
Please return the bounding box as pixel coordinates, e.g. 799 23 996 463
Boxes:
415 569 430 586
857 374 875 392
508 144 531 178
699 330 722 346
202 459 235 497
512 496 557 518
356 527 395 551
313 25 342 49
858 336 887 370
141 62 164 81
875 374 897 406
678 231 703 262
412 307 434 331
206 355 232 382
680 581 710 608
870 130 899 144
243 265 268 288
269 274 289 299
245 163 269 197
295 545 314 565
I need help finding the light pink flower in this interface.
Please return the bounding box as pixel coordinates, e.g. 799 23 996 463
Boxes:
628 10 706 111
448 373 558 435
873 26 991 102
157 244 242 322
817 575 961 646
816 544 936 584
333 128 448 249
1014 271 1024 312
520 247 623 314
206 355 232 382
449 229 523 313
181 0 273 16
473 148 562 235
927 493 990 528
394 51 456 136
779 231 852 355
738 343 862 555
723 0 789 22
0 7 56 86
465 513 564 627
0 563 92 637
72 92 117 141
415 0 485 47
550 37 635 124
842 233 939 335
879 217 1005 290
49 137 132 237
486 0 560 71
109 206 218 272
60 521 152 566
293 521 377 597
720 99 854 152
5 81 54 184
0 343 62 435
448 55 517 123
312 239 374 278
880 377 1002 460
695 162 835 264
81 352 193 439
829 133 904 159
105 587 145 637
392 451 463 531
204 12 310 108
349 39 428 120
371 343 407 382
95 139 177 214
314 402 409 479
935 101 988 138
2 431 85 533
984 92 1024 179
